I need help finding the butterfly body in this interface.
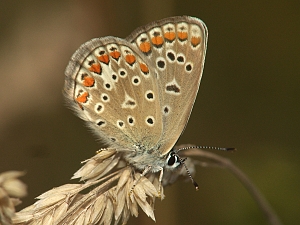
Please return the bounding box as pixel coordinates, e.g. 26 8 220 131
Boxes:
64 16 207 175
123 147 166 173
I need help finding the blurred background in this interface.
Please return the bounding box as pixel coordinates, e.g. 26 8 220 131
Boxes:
0 1 299 224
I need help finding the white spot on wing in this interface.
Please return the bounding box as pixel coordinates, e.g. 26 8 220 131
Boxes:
176 53 185 64
127 115 135 126
117 120 125 129
121 92 136 109
101 93 110 102
94 103 104 113
145 90 155 102
132 76 141 86
156 57 166 71
165 78 181 95
145 116 155 127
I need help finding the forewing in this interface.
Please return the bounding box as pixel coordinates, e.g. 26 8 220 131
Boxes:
64 37 163 150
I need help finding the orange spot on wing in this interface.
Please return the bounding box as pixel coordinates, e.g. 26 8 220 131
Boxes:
125 54 136 65
164 32 176 42
178 31 188 41
151 36 164 46
98 54 109 64
89 63 101 74
82 75 95 87
110 50 121 60
139 42 151 53
76 92 89 103
191 36 201 47
139 63 149 74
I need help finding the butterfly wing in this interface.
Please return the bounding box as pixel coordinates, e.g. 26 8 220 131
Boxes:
64 37 164 151
127 16 208 155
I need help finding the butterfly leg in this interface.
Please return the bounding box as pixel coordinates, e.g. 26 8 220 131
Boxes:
157 167 164 199
130 165 152 194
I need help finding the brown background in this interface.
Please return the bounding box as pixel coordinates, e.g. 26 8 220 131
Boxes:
1 1 299 224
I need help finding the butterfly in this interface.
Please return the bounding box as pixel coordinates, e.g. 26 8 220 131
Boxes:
64 15 207 190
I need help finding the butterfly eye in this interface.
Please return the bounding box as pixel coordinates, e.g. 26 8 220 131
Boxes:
166 152 181 168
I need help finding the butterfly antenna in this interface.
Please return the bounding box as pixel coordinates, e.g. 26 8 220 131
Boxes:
177 155 199 190
178 145 236 152
175 145 235 190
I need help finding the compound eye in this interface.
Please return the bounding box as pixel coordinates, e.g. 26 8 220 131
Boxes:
166 152 181 168
167 154 177 166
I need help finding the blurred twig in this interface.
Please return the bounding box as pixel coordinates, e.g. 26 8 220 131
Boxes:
182 148 282 225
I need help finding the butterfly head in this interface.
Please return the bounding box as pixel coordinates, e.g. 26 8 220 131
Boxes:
165 148 181 169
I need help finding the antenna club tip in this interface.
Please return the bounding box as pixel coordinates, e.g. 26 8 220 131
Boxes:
193 181 199 191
